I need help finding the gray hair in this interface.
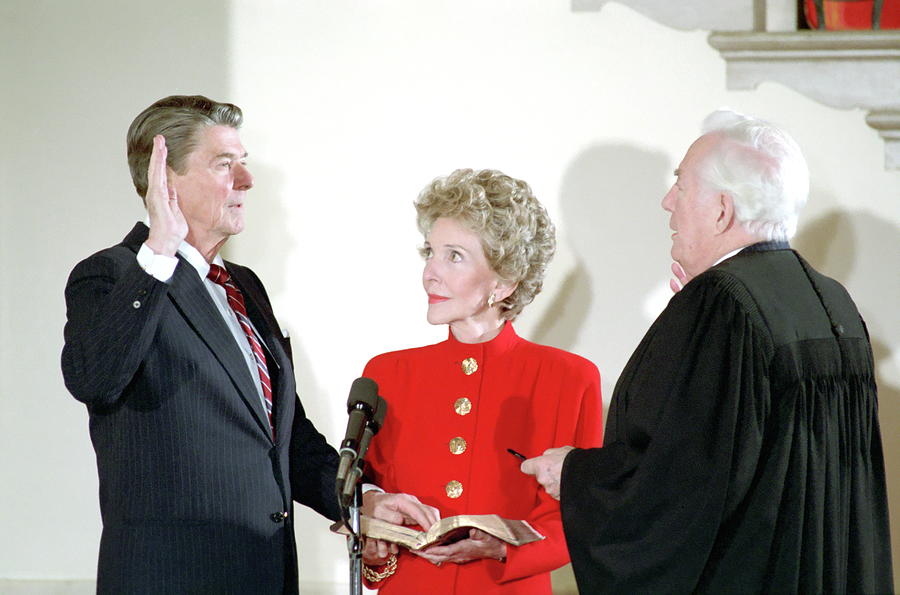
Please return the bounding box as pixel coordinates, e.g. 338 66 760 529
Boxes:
699 109 809 241
127 95 243 202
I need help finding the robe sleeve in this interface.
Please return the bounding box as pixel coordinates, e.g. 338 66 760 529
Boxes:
560 272 772 593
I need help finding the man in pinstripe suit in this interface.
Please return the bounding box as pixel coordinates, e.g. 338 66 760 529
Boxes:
61 95 357 594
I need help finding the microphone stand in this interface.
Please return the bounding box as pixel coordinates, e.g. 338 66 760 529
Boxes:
343 462 365 595
338 390 385 595
347 481 363 595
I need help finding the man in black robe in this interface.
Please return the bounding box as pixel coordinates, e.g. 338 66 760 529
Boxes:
522 110 893 593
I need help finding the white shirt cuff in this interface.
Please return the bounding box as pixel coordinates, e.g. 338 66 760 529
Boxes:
137 242 178 282
361 483 384 494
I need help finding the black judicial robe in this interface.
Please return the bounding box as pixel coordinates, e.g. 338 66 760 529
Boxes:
561 243 893 594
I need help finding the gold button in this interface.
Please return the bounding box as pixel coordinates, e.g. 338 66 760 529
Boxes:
454 397 472 416
445 480 463 498
461 357 478 375
449 437 467 455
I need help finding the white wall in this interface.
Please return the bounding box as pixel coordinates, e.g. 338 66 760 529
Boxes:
0 0 231 584
2 1 897 592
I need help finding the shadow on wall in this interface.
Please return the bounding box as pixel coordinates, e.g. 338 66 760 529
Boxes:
222 156 337 423
4 0 233 582
793 205 900 580
222 161 291 297
537 144 672 595
534 143 672 404
222 161 340 576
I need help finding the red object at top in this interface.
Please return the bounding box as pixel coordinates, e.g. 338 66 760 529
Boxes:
804 0 900 29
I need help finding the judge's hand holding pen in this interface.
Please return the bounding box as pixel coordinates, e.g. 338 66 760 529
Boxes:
519 446 575 501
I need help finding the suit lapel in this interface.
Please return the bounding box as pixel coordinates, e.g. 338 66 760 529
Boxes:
121 222 276 441
258 326 292 443
167 258 274 441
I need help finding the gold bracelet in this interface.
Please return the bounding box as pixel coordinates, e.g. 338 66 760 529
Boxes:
362 553 398 582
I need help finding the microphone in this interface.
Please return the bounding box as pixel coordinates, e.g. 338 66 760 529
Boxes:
339 395 387 507
358 396 387 461
335 378 379 498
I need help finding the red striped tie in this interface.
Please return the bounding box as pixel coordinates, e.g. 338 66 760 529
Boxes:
207 264 274 436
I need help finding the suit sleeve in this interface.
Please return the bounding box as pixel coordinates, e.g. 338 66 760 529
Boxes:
559 275 770 592
495 360 604 584
289 395 342 521
61 249 170 405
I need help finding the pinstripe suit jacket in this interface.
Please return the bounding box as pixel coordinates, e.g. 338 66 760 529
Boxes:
62 222 341 594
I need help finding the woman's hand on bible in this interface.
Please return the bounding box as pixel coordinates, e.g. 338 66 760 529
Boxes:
413 529 507 566
362 537 396 565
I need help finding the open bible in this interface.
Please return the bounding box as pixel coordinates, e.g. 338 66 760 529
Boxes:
331 514 544 550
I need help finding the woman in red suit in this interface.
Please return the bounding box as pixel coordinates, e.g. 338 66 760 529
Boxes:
360 169 604 594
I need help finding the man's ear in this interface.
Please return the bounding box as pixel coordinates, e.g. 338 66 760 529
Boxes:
715 192 736 234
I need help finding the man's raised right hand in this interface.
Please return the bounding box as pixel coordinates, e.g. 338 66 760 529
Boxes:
145 135 188 256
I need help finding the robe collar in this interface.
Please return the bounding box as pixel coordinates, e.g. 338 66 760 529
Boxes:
714 240 791 268
740 240 790 254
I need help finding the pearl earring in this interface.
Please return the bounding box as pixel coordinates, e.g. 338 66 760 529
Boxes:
488 293 495 308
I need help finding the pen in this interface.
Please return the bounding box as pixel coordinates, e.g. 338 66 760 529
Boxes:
507 448 528 461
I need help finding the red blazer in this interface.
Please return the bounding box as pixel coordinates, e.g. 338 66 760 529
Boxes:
363 323 603 594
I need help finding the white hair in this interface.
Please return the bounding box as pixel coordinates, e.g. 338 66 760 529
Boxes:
699 109 809 241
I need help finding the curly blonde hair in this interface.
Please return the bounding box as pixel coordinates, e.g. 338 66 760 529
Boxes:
415 169 556 321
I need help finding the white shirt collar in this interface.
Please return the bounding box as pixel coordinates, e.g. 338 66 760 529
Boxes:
176 240 225 279
713 247 743 267
143 216 224 279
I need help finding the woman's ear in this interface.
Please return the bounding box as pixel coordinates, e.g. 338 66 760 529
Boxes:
493 279 518 303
